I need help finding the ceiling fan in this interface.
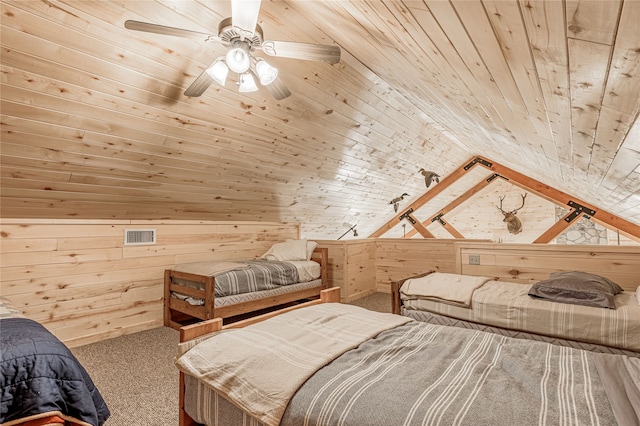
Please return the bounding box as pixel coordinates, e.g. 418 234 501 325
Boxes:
124 0 341 100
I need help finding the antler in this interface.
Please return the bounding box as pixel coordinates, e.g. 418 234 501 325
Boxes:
510 193 527 213
497 195 506 213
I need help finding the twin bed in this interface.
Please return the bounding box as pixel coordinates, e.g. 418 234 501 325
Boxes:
392 270 640 356
0 297 110 426
164 240 328 329
176 269 640 426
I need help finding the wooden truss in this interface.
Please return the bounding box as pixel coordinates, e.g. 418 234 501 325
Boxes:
370 156 640 244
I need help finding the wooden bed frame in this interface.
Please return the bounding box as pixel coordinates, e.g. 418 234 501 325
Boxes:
390 270 435 315
164 247 329 330
177 286 341 426
390 270 640 356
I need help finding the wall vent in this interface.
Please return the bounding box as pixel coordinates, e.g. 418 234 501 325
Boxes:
124 229 156 246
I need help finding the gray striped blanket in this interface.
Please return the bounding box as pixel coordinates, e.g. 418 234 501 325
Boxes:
213 260 300 297
185 260 300 297
178 304 640 426
282 321 640 425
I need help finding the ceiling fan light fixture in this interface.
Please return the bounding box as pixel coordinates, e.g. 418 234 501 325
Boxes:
226 42 251 73
255 59 278 86
238 73 259 92
206 58 229 86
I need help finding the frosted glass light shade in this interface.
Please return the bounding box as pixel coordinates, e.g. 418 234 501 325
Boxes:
206 59 228 85
238 73 258 92
255 59 278 86
226 44 251 73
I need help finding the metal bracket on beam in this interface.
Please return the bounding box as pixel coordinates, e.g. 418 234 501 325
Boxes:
431 212 446 225
399 208 416 224
565 201 596 222
464 157 493 170
486 173 502 182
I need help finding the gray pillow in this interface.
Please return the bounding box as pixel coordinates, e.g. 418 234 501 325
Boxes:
528 271 623 309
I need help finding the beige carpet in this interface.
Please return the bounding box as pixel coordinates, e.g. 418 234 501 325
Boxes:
71 292 392 425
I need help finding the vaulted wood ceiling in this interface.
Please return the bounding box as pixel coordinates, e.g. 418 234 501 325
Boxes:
1 0 639 240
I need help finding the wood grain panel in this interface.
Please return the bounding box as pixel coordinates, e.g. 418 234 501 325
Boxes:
1 0 639 242
0 218 300 347
457 242 640 291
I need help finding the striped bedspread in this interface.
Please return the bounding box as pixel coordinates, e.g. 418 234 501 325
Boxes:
175 303 411 426
179 303 640 426
402 280 640 351
174 260 302 298
282 321 639 425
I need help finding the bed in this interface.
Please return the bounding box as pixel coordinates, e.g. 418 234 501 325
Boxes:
0 297 110 426
164 239 329 329
175 287 640 426
392 271 640 357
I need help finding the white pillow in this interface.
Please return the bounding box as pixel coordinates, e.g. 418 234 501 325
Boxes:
636 286 640 305
261 239 309 261
285 238 318 260
306 240 318 259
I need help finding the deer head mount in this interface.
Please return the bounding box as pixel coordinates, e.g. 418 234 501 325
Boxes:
497 193 527 234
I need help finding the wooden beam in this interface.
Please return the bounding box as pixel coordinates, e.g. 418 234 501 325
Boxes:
410 216 436 238
474 156 640 242
405 173 496 238
533 210 584 244
439 220 465 239
369 156 481 237
372 155 640 242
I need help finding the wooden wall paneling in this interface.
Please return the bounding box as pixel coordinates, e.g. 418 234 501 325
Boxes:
588 0 640 190
0 219 300 347
344 241 376 302
456 242 640 291
2 0 640 241
428 1 539 161
374 239 474 293
400 3 512 137
519 0 572 164
315 240 376 302
479 0 558 166
568 38 612 186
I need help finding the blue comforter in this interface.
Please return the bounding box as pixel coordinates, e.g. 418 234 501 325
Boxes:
1 318 110 425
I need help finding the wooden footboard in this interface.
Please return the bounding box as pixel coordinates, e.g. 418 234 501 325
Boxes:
177 286 340 426
165 247 329 330
391 270 435 315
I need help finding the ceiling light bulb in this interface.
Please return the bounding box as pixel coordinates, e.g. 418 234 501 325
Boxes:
255 59 278 86
226 43 251 73
238 73 258 92
206 59 228 86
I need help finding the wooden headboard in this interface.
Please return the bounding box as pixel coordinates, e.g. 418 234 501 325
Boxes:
455 243 640 292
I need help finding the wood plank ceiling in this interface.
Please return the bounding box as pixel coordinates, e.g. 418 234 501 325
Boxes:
1 0 639 240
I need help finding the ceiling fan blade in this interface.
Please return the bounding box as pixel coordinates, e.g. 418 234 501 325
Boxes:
184 69 214 97
231 0 262 36
261 41 341 64
124 20 220 42
264 77 291 100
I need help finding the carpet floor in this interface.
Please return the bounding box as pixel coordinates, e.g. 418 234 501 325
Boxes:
71 292 392 425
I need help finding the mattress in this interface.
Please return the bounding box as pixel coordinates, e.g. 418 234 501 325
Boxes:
171 259 321 304
178 304 639 426
401 280 640 351
403 308 640 357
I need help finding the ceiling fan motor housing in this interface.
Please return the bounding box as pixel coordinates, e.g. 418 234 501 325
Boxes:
218 17 263 49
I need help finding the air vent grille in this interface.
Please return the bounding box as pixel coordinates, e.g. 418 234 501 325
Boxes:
125 229 156 246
